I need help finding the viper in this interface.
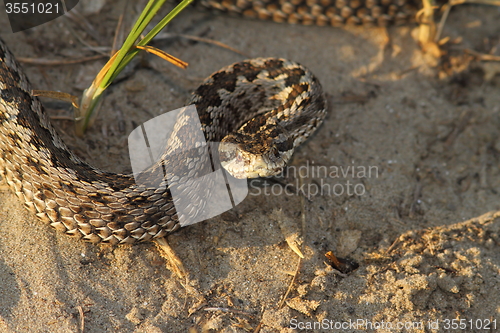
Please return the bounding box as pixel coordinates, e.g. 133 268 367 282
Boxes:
0 0 422 244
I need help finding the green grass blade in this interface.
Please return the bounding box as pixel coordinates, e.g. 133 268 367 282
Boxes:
76 0 192 135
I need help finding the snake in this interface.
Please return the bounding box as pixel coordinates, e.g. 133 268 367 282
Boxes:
0 0 422 244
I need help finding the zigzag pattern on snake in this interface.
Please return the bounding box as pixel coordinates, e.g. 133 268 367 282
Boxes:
198 0 421 26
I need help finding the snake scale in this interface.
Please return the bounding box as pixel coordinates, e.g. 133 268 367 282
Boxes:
0 0 420 244
199 0 420 26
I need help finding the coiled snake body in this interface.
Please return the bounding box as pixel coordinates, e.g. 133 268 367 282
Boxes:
0 41 326 244
0 0 420 244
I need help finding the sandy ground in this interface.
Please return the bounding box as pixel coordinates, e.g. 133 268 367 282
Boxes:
1 1 500 332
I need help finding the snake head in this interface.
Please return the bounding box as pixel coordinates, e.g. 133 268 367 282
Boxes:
218 124 294 179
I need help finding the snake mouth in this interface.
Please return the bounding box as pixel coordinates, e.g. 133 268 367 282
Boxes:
221 157 282 179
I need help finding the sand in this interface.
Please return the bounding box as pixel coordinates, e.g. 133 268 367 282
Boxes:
0 1 500 332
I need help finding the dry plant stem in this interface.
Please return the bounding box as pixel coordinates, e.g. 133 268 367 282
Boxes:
112 12 126 56
64 9 101 42
435 3 451 42
32 90 79 108
416 0 437 45
50 115 76 121
77 305 85 333
273 209 304 258
64 22 109 56
17 54 106 65
155 237 188 279
204 307 255 317
465 48 500 61
450 0 500 5
386 235 403 254
278 257 301 308
436 0 500 43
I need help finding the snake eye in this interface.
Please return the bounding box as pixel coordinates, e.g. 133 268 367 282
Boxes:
276 136 293 153
267 147 281 163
